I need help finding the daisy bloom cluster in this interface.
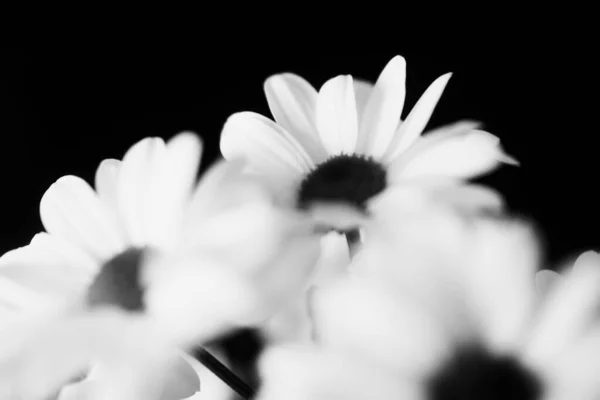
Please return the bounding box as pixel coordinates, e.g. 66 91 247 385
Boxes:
0 54 598 400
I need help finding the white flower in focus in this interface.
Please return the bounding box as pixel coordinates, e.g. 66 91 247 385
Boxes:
257 213 600 400
221 55 517 232
0 132 321 400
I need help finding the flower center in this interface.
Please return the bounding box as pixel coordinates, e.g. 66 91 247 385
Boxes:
86 247 147 312
297 154 387 211
428 346 542 400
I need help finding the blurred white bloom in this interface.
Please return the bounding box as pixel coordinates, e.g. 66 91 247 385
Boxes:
257 211 600 400
0 132 321 400
220 55 516 232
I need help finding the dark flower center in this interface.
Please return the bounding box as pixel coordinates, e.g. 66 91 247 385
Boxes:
297 154 387 211
428 346 542 400
86 247 146 312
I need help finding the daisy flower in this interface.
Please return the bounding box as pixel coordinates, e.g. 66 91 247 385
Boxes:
0 132 321 399
256 212 600 400
220 55 517 232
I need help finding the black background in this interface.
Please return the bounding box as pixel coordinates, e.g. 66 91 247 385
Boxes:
1 45 596 269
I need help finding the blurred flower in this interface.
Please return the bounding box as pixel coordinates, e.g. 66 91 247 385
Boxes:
257 212 600 400
0 132 321 400
220 55 516 232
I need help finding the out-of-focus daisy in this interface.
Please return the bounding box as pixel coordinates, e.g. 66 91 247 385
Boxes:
0 132 321 400
221 55 517 232
257 214 600 400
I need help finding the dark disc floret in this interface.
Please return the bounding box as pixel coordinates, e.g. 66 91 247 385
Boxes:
297 153 387 210
427 345 543 400
86 247 147 312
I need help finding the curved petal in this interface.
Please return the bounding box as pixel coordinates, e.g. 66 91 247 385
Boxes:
353 78 374 153
259 345 424 400
94 159 121 212
116 137 167 246
313 277 451 376
359 56 407 158
390 129 517 180
384 73 452 160
264 73 327 163
524 251 600 368
144 133 202 250
316 75 358 155
307 232 351 288
220 112 313 176
535 269 561 303
386 120 481 181
40 176 127 261
461 219 539 353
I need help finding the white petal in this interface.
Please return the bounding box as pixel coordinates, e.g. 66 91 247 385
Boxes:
353 78 374 153
0 275 48 309
524 251 600 367
353 79 374 120
144 133 202 250
359 55 407 158
386 120 480 179
264 73 328 163
462 219 539 353
94 158 121 213
157 355 200 400
535 269 561 303
391 129 518 180
0 311 172 400
220 111 314 175
313 277 451 376
259 345 425 400
116 137 166 246
316 75 358 155
307 232 351 288
385 73 452 160
40 176 127 261
144 254 265 346
550 322 600 398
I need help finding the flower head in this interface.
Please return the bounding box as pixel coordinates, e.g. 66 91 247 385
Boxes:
257 207 600 400
0 131 321 399
221 55 517 231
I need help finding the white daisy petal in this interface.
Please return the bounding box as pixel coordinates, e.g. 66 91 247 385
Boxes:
316 75 358 155
462 220 539 353
535 269 561 303
551 322 600 398
40 176 127 261
144 254 264 346
386 120 480 181
524 251 600 367
259 345 424 400
264 73 327 163
353 78 374 153
391 129 517 180
360 55 407 159
0 251 89 300
385 73 452 160
221 111 314 175
307 232 351 288
313 277 451 376
145 133 202 250
0 275 48 309
94 158 121 213
116 137 167 246
353 79 374 120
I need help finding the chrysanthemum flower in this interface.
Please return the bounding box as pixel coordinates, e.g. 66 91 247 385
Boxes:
257 211 600 400
220 55 517 232
0 132 321 399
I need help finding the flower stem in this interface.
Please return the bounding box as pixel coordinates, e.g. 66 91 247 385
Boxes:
193 347 256 399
